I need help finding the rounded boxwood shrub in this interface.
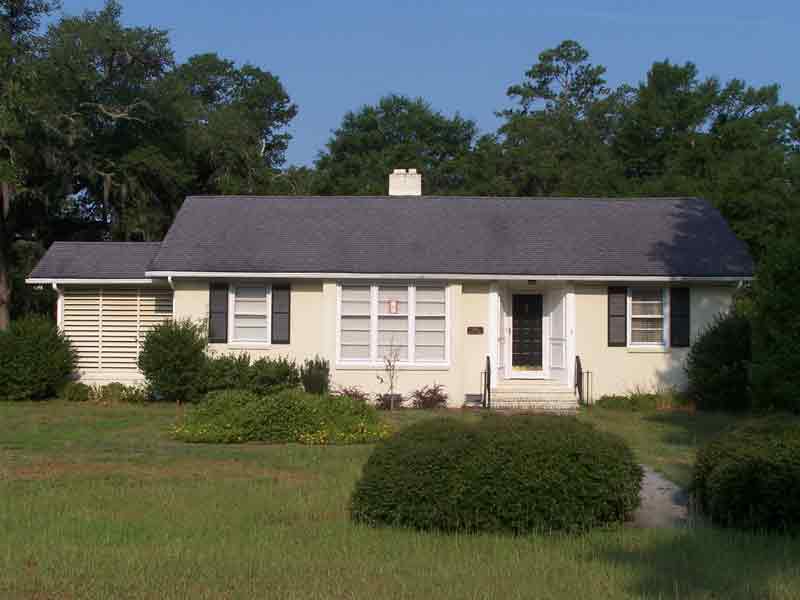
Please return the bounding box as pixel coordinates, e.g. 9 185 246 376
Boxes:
0 316 75 401
685 311 752 411
249 357 300 395
205 353 253 393
691 417 800 533
138 319 207 403
350 415 643 534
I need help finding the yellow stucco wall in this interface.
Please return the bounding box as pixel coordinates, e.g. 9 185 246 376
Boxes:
172 279 491 406
574 283 735 399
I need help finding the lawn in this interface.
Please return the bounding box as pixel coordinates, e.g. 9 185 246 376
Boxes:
1 401 799 599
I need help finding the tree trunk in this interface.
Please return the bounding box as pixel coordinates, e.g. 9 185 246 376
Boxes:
0 182 12 330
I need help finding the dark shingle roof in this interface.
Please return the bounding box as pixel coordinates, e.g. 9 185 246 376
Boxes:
147 196 753 278
28 242 162 280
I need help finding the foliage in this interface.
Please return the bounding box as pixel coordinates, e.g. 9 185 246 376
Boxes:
692 417 800 533
350 415 643 534
595 389 690 411
333 385 371 404
300 355 329 395
204 353 253 393
751 235 800 413
410 384 448 409
250 356 301 395
59 381 91 402
137 319 207 403
173 388 390 445
91 382 149 404
686 311 752 411
314 94 478 195
0 316 75 401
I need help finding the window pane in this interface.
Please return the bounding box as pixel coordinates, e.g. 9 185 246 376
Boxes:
632 288 663 303
415 345 445 361
416 287 445 303
234 312 269 341
235 286 268 315
632 302 663 316
378 315 408 360
342 286 370 316
342 345 370 359
378 286 408 315
632 317 664 330
341 313 370 360
632 329 664 344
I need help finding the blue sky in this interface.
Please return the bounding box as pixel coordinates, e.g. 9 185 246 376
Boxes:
59 1 799 166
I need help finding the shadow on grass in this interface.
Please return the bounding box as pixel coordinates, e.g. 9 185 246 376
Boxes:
642 411 739 448
596 526 800 599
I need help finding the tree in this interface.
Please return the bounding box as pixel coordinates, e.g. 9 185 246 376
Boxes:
0 0 61 329
499 40 625 196
169 52 297 195
314 94 477 195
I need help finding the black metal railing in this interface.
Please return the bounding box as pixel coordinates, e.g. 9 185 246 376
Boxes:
481 355 492 409
575 355 593 405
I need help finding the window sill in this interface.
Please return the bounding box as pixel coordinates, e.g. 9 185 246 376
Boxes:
336 362 451 372
626 346 670 354
212 342 273 350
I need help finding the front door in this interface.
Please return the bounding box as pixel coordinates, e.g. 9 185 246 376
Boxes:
512 294 543 374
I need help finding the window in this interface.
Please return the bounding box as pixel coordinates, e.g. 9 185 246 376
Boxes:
629 288 669 346
232 285 270 343
414 286 446 361
339 283 448 365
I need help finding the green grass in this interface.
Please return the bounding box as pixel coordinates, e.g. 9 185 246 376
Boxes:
1 401 800 599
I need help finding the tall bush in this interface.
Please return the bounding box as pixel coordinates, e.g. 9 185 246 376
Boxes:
250 357 300 395
205 353 253 393
0 316 75 401
685 311 752 411
751 236 800 413
301 355 330 395
138 319 207 403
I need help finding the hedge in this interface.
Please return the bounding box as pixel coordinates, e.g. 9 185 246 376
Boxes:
173 388 391 444
691 417 800 533
350 415 643 534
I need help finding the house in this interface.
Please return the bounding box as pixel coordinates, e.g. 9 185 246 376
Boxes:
27 169 753 409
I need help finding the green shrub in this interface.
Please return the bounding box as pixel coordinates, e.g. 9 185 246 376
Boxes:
751 236 800 413
334 385 371 404
174 388 390 444
0 316 75 401
99 382 127 403
300 355 330 395
595 389 689 411
249 357 300 395
686 311 752 411
205 353 252 393
137 319 207 403
60 381 91 402
410 383 448 409
692 417 800 532
350 415 643 534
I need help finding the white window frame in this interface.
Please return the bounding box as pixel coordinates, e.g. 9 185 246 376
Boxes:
627 287 670 348
228 282 272 346
336 282 450 367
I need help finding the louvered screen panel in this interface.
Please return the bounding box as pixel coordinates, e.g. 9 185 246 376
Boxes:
61 286 173 371
62 288 102 369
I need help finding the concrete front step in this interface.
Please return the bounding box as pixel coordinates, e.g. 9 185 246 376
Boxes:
489 382 578 414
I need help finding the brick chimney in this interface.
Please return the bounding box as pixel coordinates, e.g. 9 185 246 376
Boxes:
388 168 422 196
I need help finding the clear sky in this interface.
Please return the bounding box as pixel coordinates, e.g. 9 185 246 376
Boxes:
59 1 799 166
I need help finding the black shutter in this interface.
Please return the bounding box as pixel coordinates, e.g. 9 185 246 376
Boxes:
271 285 290 344
670 287 691 347
208 283 229 343
608 287 627 347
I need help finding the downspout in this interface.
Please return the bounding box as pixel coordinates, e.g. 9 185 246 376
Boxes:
52 283 64 329
167 276 176 316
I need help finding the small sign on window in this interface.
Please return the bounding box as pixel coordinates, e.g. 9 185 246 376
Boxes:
387 300 399 314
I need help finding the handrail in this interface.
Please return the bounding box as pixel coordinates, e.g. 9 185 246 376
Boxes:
575 355 584 404
484 355 492 409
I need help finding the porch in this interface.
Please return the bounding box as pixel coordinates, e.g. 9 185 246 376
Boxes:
483 281 579 412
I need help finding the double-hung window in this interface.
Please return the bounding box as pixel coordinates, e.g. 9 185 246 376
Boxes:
231 284 270 343
628 288 669 346
339 283 448 365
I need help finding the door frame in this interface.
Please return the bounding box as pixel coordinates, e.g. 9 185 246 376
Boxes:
505 290 550 380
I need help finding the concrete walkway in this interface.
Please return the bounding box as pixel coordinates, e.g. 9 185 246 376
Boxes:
631 466 690 528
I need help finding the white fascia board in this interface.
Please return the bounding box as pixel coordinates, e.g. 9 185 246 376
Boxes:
26 278 155 285
145 271 752 283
